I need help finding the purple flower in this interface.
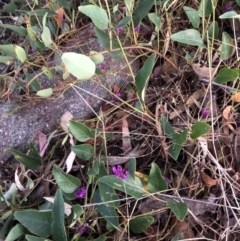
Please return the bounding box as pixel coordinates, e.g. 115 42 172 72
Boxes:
79 223 89 234
114 92 121 101
116 27 123 34
133 99 139 106
122 6 127 12
75 187 87 198
99 63 106 72
134 26 140 33
30 47 36 54
201 109 210 116
112 165 129 180
165 177 171 184
224 4 231 11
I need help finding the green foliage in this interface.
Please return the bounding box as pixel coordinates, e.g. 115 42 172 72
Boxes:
220 32 234 60
167 201 188 221
183 6 200 28
215 67 239 84
191 122 211 140
72 144 94 161
129 216 154 233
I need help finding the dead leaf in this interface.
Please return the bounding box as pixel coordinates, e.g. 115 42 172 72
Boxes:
44 197 72 216
186 89 205 106
171 218 195 240
201 170 218 188
191 64 216 79
232 92 240 102
66 150 76 173
159 55 178 83
122 116 132 153
223 106 233 120
61 111 73 133
54 8 64 27
38 131 47 157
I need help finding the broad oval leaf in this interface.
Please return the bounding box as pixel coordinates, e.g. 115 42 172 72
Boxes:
0 24 27 36
147 163 167 192
78 5 109 30
220 32 234 60
72 144 94 161
183 6 200 28
167 200 188 221
14 210 52 238
135 53 156 102
8 149 41 170
116 16 131 28
198 0 213 17
68 120 94 142
52 164 81 193
26 235 48 241
62 52 96 80
89 51 104 64
215 67 239 84
191 122 211 140
36 88 53 97
41 13 52 47
99 175 143 199
52 189 67 241
133 0 154 27
171 29 205 48
129 216 154 233
6 223 24 241
219 11 239 19
148 13 161 29
207 21 219 40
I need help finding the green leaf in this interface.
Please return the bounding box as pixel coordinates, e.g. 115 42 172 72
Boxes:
89 51 104 64
135 53 156 102
198 0 213 17
219 11 239 19
87 160 99 175
133 0 154 27
72 204 83 223
191 122 211 140
56 0 72 10
62 52 96 80
68 120 94 142
129 216 154 233
160 115 175 136
14 210 52 238
0 24 27 36
183 6 200 28
0 56 14 64
171 29 205 48
0 44 16 57
220 32 234 60
41 13 52 47
116 16 131 28
127 158 136 179
42 67 55 79
94 28 123 59
237 0 240 7
148 13 161 29
215 67 239 84
72 144 94 161
167 201 188 221
8 149 41 169
99 182 120 207
207 21 219 40
99 175 143 199
168 144 182 161
52 189 67 241
93 189 119 229
6 223 24 241
36 88 53 97
148 163 167 192
3 2 17 13
172 128 188 145
78 5 109 30
26 9 57 17
26 235 48 241
52 165 81 193
14 45 27 63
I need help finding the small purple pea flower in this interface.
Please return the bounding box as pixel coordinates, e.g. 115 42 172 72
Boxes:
114 92 121 101
122 6 127 12
116 27 123 34
224 4 231 11
134 26 140 33
79 223 89 234
99 63 106 72
112 165 129 180
201 109 210 116
75 187 87 198
165 177 171 184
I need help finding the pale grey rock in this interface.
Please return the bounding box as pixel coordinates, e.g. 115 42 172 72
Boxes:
0 26 139 163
